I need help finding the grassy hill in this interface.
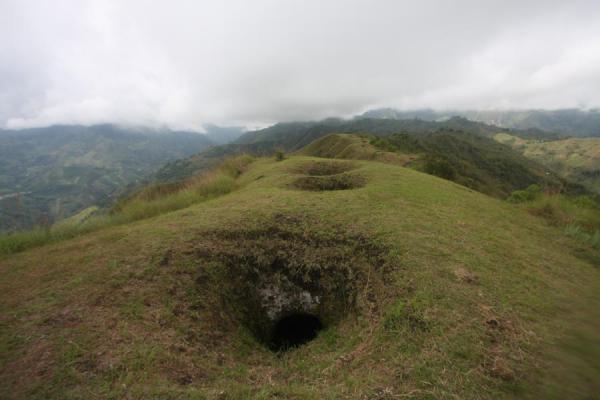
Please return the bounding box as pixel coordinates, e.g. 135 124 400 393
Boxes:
0 125 214 232
298 134 414 165
1 154 599 399
234 117 517 146
300 133 578 198
495 133 600 194
152 118 568 199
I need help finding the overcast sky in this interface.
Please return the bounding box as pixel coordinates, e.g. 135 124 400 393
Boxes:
1 0 600 130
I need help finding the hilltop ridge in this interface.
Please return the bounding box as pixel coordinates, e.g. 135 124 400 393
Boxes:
1 151 599 399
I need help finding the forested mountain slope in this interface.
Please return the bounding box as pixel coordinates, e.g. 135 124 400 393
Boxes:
154 119 582 199
361 108 600 138
0 125 214 232
494 133 600 194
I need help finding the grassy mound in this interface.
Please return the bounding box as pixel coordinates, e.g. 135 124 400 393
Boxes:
299 133 414 165
0 156 599 399
288 159 366 191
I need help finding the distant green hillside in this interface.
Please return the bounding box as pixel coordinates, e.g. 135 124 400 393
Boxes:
468 109 600 137
154 117 524 184
156 117 585 200
299 133 412 164
361 108 600 138
0 125 214 232
302 132 578 198
234 116 514 145
1 155 598 399
495 133 600 194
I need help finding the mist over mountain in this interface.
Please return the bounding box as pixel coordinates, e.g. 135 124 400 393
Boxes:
361 108 600 137
202 124 246 145
2 1 600 129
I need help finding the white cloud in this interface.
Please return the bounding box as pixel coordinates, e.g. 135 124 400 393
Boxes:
1 0 600 130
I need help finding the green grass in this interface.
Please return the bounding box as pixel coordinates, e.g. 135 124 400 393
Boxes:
0 155 254 256
525 194 600 229
0 155 599 399
55 206 100 227
299 133 417 167
506 185 600 252
368 131 558 198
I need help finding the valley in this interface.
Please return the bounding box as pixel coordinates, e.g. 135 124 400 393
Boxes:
0 125 219 232
494 133 600 194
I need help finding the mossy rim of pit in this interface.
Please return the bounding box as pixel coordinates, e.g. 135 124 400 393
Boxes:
290 173 366 191
289 160 358 176
191 214 389 351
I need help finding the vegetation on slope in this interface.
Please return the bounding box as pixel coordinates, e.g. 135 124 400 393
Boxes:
467 109 600 137
495 133 600 194
152 117 548 188
0 125 215 232
362 108 600 138
507 184 600 253
0 156 599 399
235 116 519 146
154 142 276 183
301 132 574 198
0 156 254 256
298 134 415 165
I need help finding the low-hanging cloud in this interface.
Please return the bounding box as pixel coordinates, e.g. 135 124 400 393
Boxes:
1 0 600 130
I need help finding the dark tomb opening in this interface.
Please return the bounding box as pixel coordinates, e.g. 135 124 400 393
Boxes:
269 313 324 352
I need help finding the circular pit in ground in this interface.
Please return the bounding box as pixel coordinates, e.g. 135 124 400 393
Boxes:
291 174 365 191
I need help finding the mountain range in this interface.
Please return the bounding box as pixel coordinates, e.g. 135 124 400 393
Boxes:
360 108 600 137
2 109 600 233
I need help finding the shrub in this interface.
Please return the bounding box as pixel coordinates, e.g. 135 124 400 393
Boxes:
573 195 598 209
507 184 541 203
275 150 285 161
507 190 530 203
565 224 600 249
528 203 570 226
422 156 457 181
